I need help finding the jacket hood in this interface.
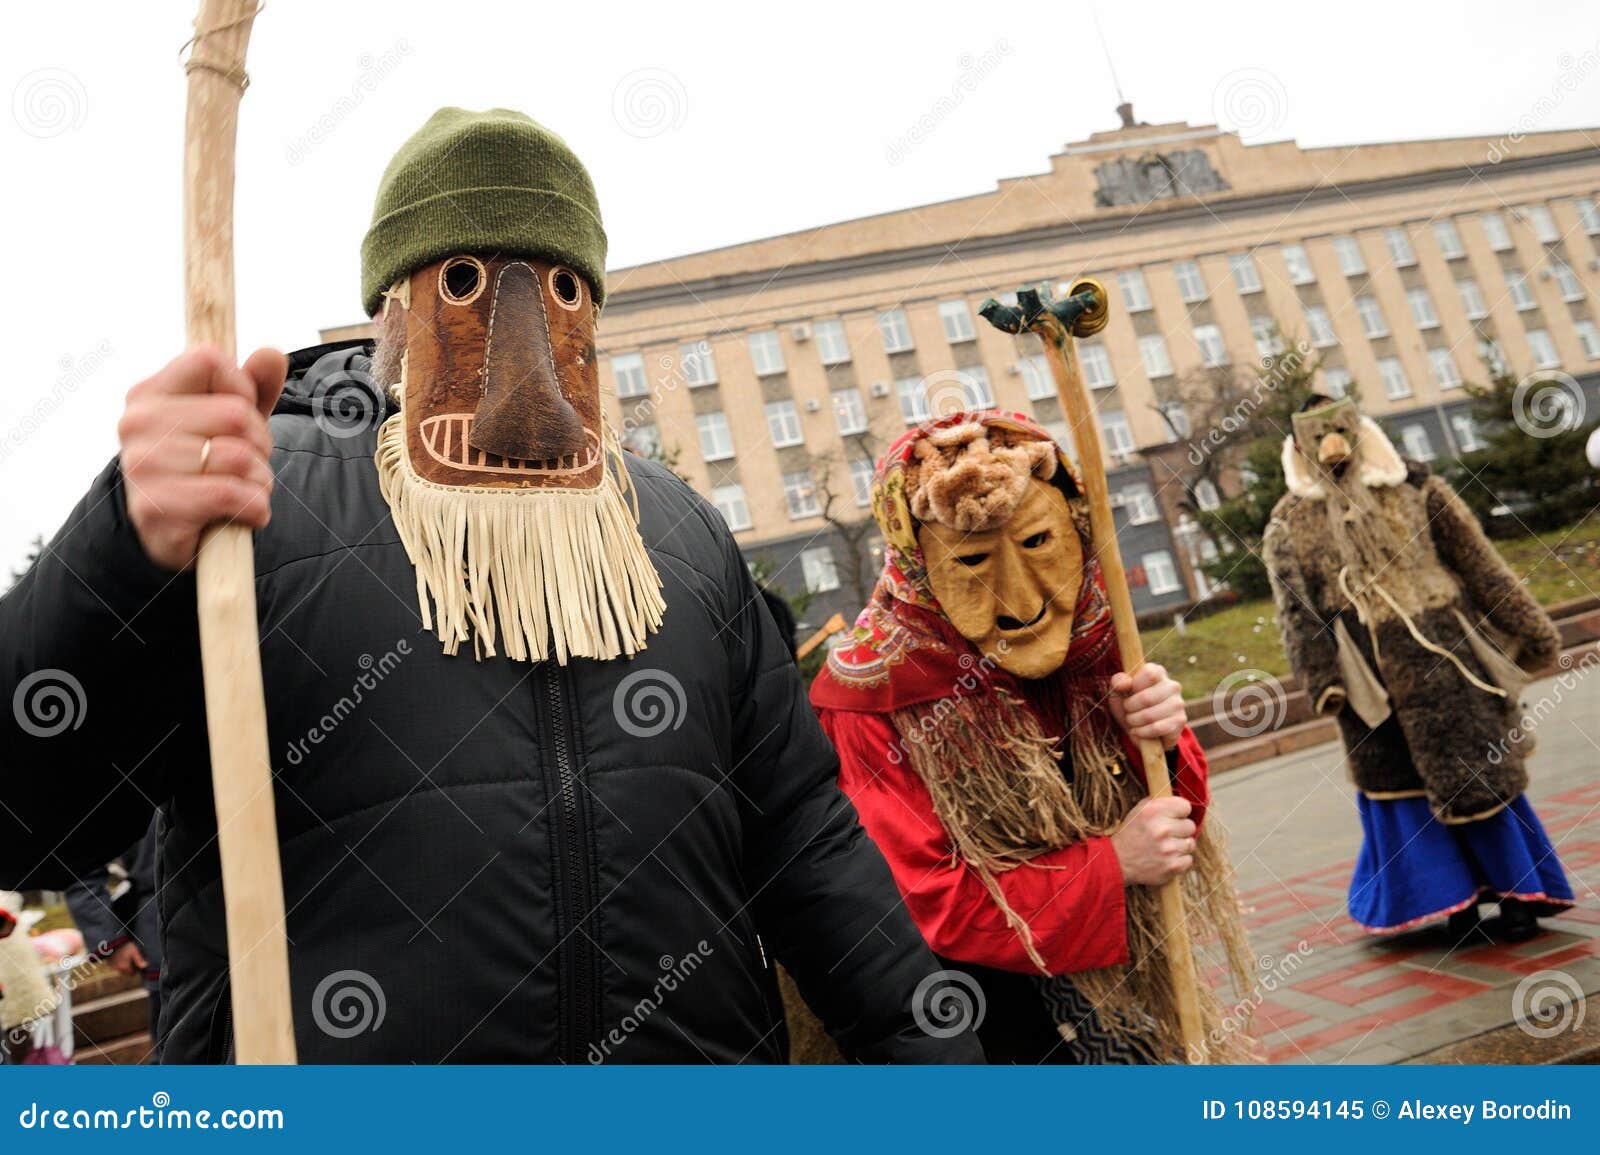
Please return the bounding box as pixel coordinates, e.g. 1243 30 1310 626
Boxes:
272 339 390 431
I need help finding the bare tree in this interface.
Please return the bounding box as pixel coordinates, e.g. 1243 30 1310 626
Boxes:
808 429 882 608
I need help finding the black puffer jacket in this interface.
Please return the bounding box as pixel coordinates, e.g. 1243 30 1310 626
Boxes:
0 342 979 1064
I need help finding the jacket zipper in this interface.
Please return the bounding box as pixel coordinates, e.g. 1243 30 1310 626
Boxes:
540 663 600 1062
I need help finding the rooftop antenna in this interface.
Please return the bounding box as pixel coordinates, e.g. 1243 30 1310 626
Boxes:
1092 4 1138 129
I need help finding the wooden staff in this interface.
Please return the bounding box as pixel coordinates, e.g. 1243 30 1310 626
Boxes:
182 0 297 1064
981 281 1206 1062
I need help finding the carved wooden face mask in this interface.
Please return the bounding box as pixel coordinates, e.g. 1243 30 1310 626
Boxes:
374 252 664 664
920 479 1085 680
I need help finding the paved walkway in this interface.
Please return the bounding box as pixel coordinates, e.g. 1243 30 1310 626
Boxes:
1212 659 1600 1064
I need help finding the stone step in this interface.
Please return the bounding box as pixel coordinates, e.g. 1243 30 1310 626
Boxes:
67 962 140 1005
72 986 151 1046
74 1031 154 1066
1206 716 1340 775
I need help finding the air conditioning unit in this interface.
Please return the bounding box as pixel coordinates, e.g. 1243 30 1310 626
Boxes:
869 381 891 398
1538 268 1554 281
791 323 812 342
1005 362 1022 376
803 398 822 413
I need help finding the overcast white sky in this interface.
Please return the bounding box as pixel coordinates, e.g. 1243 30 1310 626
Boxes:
3 0 1598 571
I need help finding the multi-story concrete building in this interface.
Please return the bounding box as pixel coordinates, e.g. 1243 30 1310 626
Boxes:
327 107 1600 631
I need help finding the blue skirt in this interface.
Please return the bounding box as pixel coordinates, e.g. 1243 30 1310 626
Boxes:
1347 793 1575 933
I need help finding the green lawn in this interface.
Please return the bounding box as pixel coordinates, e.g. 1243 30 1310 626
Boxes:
1145 513 1600 701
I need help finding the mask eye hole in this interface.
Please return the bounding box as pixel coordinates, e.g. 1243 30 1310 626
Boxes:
1021 531 1049 549
549 266 584 311
956 552 989 567
439 256 485 306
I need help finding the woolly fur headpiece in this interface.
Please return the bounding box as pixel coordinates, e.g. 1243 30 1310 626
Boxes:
904 421 1058 532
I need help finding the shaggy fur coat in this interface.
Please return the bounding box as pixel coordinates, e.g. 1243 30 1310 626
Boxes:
1263 420 1562 824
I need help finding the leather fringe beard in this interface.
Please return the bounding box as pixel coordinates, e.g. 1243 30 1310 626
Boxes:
374 383 665 665
891 686 1257 1063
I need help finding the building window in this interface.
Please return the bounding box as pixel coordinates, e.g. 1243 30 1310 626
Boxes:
1173 260 1207 303
1406 287 1439 330
1333 235 1366 276
1452 413 1487 452
960 366 996 408
1100 410 1135 460
712 484 751 531
1281 243 1316 285
1160 402 1192 441
765 400 804 448
1377 356 1412 400
1122 483 1160 525
1478 336 1508 376
1020 354 1054 400
696 411 735 461
1193 478 1221 511
1527 204 1560 244
1143 551 1182 596
1194 324 1229 367
1481 211 1513 252
612 352 648 398
1434 219 1466 259
1552 258 1585 302
1304 305 1338 348
1118 269 1152 312
814 319 851 365
1506 269 1536 311
896 375 928 424
1384 227 1417 267
1250 316 1284 358
1323 367 1352 398
1577 197 1600 236
1355 295 1389 339
624 422 662 457
1230 253 1263 294
1079 342 1115 388
1428 347 1463 389
680 341 717 386
783 470 821 519
878 308 914 353
831 387 867 435
749 330 785 376
1400 424 1436 462
801 547 839 593
938 299 976 343
1577 320 1600 360
849 458 875 508
1527 328 1560 368
1138 334 1174 378
1457 278 1489 320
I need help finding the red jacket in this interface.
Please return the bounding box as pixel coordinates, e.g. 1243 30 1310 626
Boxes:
819 707 1209 977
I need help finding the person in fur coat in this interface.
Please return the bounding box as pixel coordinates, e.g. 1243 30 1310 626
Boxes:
1263 395 1575 942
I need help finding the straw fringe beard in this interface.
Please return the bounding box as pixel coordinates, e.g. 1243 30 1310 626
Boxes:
891 686 1258 1063
375 385 665 664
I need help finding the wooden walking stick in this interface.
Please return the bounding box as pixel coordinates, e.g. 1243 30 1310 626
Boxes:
182 0 297 1064
981 281 1207 1062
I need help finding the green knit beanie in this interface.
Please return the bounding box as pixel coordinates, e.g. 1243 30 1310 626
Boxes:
360 108 607 316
